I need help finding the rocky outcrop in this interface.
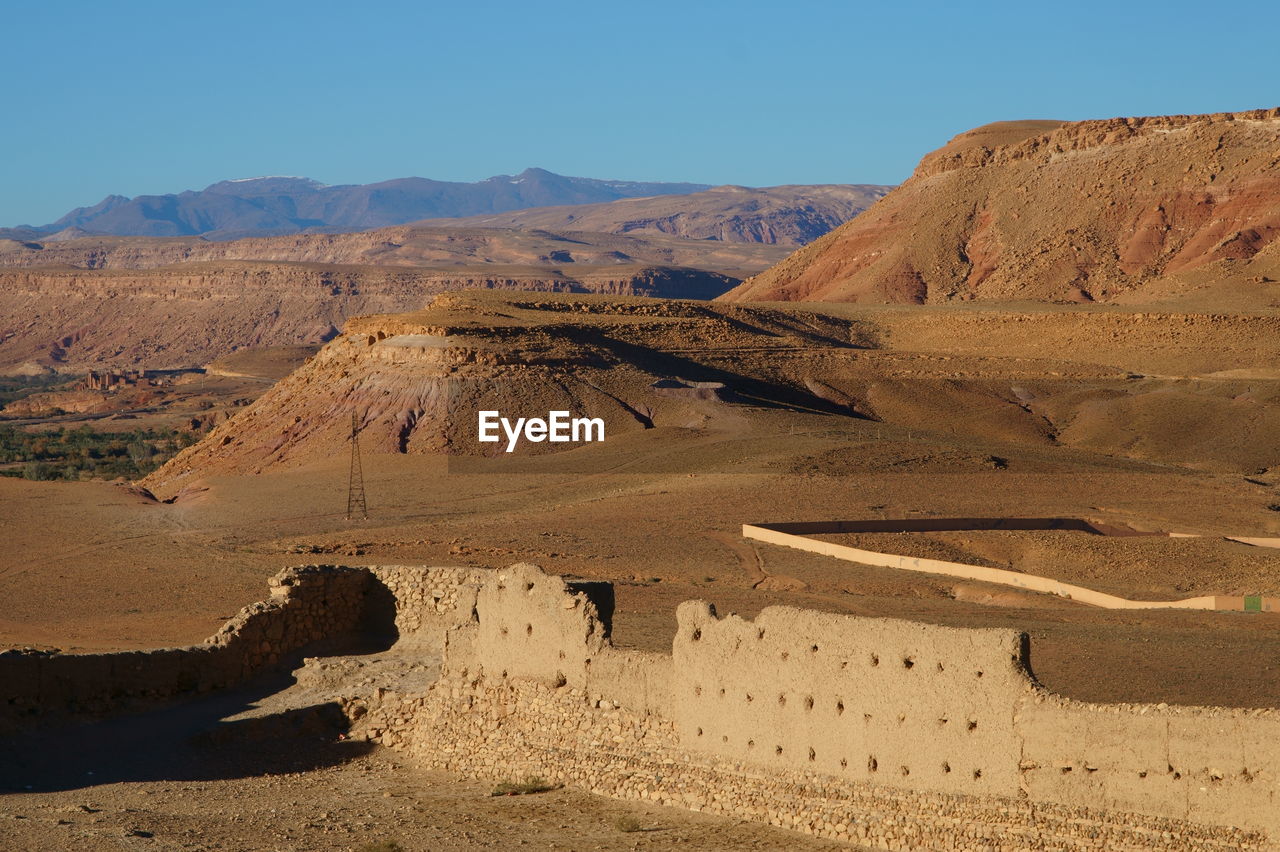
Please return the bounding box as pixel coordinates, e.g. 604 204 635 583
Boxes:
723 108 1280 305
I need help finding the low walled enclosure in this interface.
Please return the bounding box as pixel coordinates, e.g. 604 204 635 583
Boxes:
744 517 1280 611
4 562 1279 850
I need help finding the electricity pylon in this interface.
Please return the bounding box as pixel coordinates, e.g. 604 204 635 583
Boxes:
346 411 368 520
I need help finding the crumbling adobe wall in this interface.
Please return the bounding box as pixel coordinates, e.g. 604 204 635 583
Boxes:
0 564 369 733
351 563 1280 848
671 601 1028 796
437 563 623 689
7 561 1280 849
1019 692 1280 835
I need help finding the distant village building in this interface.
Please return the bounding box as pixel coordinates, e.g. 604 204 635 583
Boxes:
83 369 148 392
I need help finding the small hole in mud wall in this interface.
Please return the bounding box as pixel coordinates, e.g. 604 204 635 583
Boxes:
693 685 702 696
868 756 878 772
976 670 984 678
718 688 726 698
870 653 880 667
745 693 753 703
757 628 766 640
747 739 755 749
525 624 533 636
840 758 848 769
808 748 816 762
973 769 983 780
810 644 819 654
903 656 915 669
804 696 814 711
696 727 703 737
967 720 978 732
722 735 729 744
936 662 945 672
836 699 845 715
778 694 787 707
691 628 702 641
776 746 783 756
900 766 910 777
942 762 951 774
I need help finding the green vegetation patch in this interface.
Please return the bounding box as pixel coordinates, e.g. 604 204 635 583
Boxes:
0 373 72 408
0 424 201 481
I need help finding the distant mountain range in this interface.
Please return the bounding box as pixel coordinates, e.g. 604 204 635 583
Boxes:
1 169 713 241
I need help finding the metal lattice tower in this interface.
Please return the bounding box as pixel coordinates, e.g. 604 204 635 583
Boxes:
346 410 368 520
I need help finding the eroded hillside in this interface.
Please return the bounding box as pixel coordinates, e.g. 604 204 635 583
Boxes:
142 291 1280 497
724 108 1280 306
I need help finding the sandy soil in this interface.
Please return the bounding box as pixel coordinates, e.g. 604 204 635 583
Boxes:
0 749 848 851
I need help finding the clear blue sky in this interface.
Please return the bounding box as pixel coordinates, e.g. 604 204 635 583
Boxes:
3 0 1278 226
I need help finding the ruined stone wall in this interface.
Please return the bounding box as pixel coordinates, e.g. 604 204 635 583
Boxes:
671 601 1027 797
1019 693 1280 836
8 561 1280 849
354 563 1280 848
365 565 488 645
0 564 369 733
353 670 1265 851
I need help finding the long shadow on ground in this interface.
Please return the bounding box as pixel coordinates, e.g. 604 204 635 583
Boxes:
0 670 371 794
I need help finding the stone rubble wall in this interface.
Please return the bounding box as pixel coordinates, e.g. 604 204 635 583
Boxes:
365 565 489 645
0 564 369 733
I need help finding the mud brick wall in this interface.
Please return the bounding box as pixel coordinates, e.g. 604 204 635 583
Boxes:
1018 693 1280 836
671 600 1028 797
0 564 369 732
